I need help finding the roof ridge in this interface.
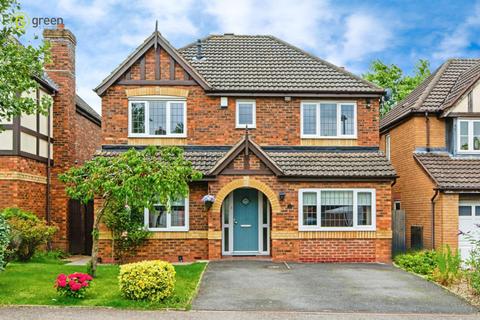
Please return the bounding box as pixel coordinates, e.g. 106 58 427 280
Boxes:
177 34 215 52
266 35 384 92
414 59 453 111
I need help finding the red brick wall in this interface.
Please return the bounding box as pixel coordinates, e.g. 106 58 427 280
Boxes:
44 27 77 250
74 112 101 165
0 157 47 218
101 47 380 147
99 239 208 264
45 27 101 251
98 174 392 263
298 239 376 262
97 182 209 263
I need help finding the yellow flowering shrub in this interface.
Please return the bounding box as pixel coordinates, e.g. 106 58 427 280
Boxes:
119 260 176 301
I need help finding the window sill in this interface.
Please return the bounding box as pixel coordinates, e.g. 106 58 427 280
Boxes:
298 227 376 232
235 126 256 129
128 135 187 139
300 136 357 140
147 228 189 232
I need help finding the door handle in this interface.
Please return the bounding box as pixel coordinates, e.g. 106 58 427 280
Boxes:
240 224 252 228
234 220 238 224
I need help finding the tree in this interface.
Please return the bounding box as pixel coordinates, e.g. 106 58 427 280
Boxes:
363 59 431 116
0 0 52 121
59 146 202 277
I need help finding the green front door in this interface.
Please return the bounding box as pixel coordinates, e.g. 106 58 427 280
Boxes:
233 189 258 253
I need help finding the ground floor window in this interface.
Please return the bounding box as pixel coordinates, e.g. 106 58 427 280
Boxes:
144 197 189 231
298 189 376 231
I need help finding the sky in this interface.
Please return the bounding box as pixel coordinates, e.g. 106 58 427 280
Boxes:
18 0 480 114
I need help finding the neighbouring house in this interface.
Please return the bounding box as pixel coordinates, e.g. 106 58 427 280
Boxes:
380 58 480 260
0 25 102 256
94 30 396 263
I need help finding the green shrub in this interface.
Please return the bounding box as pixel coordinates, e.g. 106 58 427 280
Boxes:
1 207 38 221
1 207 57 262
394 250 437 276
470 271 480 294
119 260 176 302
0 215 9 270
31 249 69 263
432 245 461 286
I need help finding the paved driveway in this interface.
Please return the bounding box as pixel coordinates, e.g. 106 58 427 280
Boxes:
192 261 477 314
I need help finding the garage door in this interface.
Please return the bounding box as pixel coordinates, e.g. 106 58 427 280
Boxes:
458 202 480 261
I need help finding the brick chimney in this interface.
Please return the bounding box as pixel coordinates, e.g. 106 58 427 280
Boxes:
43 25 77 250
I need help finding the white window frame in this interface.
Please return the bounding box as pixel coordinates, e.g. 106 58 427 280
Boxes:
298 188 376 231
394 200 401 211
385 134 391 161
235 100 256 129
300 101 357 139
128 97 187 138
459 201 480 217
457 119 480 153
144 197 189 232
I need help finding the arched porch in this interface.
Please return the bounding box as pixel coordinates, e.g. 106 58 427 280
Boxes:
211 177 280 256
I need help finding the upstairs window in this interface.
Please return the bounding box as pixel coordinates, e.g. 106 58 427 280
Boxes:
301 102 356 138
458 119 480 153
385 134 391 161
236 100 256 128
129 99 186 137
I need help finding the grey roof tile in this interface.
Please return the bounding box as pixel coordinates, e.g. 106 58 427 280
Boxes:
266 149 396 177
178 35 383 93
414 152 480 190
96 145 396 179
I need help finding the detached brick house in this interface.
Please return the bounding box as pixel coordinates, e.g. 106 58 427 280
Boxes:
94 31 395 263
0 25 102 255
380 59 480 260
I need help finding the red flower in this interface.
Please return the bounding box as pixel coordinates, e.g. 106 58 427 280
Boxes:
57 279 67 288
70 282 82 291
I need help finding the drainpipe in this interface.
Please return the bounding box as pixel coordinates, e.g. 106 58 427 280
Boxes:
431 189 439 249
425 111 431 152
46 95 53 250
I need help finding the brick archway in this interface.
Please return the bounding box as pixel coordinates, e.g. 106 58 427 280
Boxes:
211 176 281 213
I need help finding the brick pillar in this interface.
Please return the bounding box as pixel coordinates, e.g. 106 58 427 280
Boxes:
436 193 459 250
208 206 222 260
43 25 77 251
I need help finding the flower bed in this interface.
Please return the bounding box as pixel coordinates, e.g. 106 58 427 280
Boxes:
395 247 480 307
55 272 93 298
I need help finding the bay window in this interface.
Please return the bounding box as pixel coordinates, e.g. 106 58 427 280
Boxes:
129 99 186 137
301 102 356 138
458 119 480 153
144 197 189 231
298 189 375 231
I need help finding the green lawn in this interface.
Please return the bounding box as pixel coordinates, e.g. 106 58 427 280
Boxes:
0 258 206 310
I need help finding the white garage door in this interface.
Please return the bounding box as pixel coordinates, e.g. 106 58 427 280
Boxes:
458 202 480 261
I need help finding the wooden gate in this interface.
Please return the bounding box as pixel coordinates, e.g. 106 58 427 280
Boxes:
392 209 406 256
68 199 94 255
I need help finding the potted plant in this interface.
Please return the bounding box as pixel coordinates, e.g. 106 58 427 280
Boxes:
201 195 215 210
